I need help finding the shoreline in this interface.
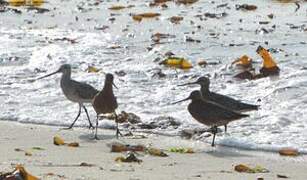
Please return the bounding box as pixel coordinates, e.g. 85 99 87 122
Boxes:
0 120 307 179
3 119 306 155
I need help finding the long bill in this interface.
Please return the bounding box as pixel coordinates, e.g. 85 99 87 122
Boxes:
36 70 60 80
112 82 118 89
171 97 190 105
177 81 198 86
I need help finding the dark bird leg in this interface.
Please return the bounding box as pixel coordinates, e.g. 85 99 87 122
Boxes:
82 105 94 129
94 115 99 140
63 103 81 129
224 124 227 133
211 126 218 147
114 112 123 139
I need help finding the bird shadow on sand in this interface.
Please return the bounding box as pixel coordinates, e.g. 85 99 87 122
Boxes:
204 146 254 158
78 133 115 143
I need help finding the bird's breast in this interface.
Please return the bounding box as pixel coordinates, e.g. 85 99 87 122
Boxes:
60 80 79 102
92 93 118 114
187 102 216 127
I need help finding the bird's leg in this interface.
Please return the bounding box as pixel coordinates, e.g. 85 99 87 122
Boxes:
114 112 123 139
82 105 94 129
63 103 81 130
211 126 218 147
224 124 227 133
94 115 100 140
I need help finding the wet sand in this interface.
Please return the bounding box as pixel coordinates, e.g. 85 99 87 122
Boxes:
1 0 307 151
0 121 306 180
1 1 307 178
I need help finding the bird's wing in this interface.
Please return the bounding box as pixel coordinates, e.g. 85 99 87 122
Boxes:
71 80 99 100
210 92 258 111
188 100 248 126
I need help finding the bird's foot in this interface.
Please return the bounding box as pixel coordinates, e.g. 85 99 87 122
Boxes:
116 129 123 139
88 124 95 130
93 135 100 140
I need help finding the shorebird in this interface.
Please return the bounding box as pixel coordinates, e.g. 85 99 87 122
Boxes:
92 73 120 140
173 90 249 146
179 76 258 132
37 64 98 129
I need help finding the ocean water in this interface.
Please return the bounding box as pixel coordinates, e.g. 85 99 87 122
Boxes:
1 0 307 152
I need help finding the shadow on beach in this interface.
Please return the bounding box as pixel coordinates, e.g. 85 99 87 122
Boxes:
204 146 254 158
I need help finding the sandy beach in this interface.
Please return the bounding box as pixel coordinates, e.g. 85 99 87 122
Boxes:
0 121 306 180
1 0 307 179
1 0 307 155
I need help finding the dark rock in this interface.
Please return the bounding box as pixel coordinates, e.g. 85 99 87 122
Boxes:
115 70 127 77
235 4 257 11
137 116 181 130
267 13 274 19
204 12 227 19
117 111 141 124
260 66 280 76
27 7 50 13
137 123 157 129
216 3 228 8
0 0 9 6
277 174 289 178
103 111 141 124
152 69 166 78
185 36 201 43
259 21 270 25
0 7 22 14
255 27 274 34
234 71 254 80
180 127 220 139
164 51 175 57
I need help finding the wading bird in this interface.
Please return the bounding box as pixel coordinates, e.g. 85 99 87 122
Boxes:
179 76 258 132
173 90 249 146
92 73 120 140
37 64 98 129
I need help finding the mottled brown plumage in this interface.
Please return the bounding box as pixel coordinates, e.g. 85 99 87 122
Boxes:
92 73 120 139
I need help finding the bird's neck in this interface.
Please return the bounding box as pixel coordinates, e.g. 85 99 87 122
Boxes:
191 98 203 104
102 82 113 93
61 71 71 81
200 85 210 95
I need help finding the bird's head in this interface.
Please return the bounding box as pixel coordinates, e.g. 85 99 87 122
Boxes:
178 76 210 89
36 64 71 80
104 73 118 89
172 90 202 104
58 64 71 74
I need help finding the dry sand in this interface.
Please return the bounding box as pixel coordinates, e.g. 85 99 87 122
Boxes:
0 121 306 180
